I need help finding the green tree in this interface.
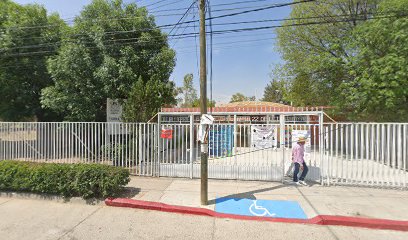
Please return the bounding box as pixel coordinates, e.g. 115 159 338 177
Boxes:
191 98 216 108
41 0 176 121
122 77 176 122
230 93 255 103
274 0 380 111
342 0 408 121
178 73 198 107
0 0 66 121
262 79 287 103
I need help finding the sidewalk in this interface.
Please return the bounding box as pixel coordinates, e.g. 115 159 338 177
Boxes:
2 196 408 240
1 177 408 239
122 176 408 221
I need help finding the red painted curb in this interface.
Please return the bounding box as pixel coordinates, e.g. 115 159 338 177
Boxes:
319 215 408 232
105 198 408 232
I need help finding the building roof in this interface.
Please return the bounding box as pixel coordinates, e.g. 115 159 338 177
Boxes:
161 101 327 113
217 101 289 108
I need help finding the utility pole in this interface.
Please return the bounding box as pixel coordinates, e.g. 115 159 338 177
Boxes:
199 0 208 205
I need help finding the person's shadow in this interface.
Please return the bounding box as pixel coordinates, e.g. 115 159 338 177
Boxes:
207 184 287 205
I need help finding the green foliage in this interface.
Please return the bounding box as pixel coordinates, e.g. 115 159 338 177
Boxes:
274 0 363 108
175 73 216 108
189 98 214 108
122 77 177 122
191 98 216 108
230 93 256 103
102 143 127 166
273 0 407 121
40 0 176 121
0 160 130 199
0 0 66 121
340 0 408 121
178 73 198 107
262 79 287 103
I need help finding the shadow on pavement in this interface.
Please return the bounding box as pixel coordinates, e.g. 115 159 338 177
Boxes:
208 184 288 205
118 187 141 199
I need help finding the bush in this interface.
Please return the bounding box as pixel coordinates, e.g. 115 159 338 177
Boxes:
0 160 130 199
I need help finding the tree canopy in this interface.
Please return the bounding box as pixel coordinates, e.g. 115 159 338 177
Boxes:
176 73 215 108
341 0 408 121
230 93 256 103
178 73 198 107
41 0 176 122
0 0 66 121
269 0 408 121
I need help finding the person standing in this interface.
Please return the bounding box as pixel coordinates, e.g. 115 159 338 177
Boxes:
292 136 309 186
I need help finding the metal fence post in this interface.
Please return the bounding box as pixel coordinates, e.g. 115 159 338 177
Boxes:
280 114 285 183
157 114 161 177
319 112 324 185
233 114 238 179
190 114 194 179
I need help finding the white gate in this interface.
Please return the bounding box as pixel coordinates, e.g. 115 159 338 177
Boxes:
157 112 324 182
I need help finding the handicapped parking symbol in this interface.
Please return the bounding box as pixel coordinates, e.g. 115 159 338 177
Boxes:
249 200 276 217
215 198 307 219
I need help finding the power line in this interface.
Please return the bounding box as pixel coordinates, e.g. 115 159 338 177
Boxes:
0 39 277 71
212 0 285 7
144 0 175 8
150 0 188 11
0 36 278 69
168 1 196 37
0 12 187 32
0 1 311 34
207 13 408 34
211 2 294 13
179 36 277 50
1 27 276 54
171 1 198 48
0 0 319 47
139 0 287 14
208 0 315 21
2 13 407 59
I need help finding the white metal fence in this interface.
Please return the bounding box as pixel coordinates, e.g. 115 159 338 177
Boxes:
0 122 157 176
322 123 408 188
0 122 407 188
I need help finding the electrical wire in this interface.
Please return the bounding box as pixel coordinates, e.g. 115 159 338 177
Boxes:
1 12 407 59
167 1 197 36
150 0 188 11
0 0 312 34
0 36 278 69
170 1 197 47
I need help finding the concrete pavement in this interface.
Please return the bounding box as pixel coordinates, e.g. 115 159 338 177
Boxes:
1 176 408 239
124 176 408 220
1 197 408 240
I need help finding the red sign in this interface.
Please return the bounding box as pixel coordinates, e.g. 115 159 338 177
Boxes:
161 128 173 139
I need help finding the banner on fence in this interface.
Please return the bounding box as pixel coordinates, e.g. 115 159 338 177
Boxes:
251 126 277 150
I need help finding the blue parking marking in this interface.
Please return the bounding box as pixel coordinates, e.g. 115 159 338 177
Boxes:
215 198 307 219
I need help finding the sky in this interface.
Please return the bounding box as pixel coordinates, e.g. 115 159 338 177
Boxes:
13 0 292 104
